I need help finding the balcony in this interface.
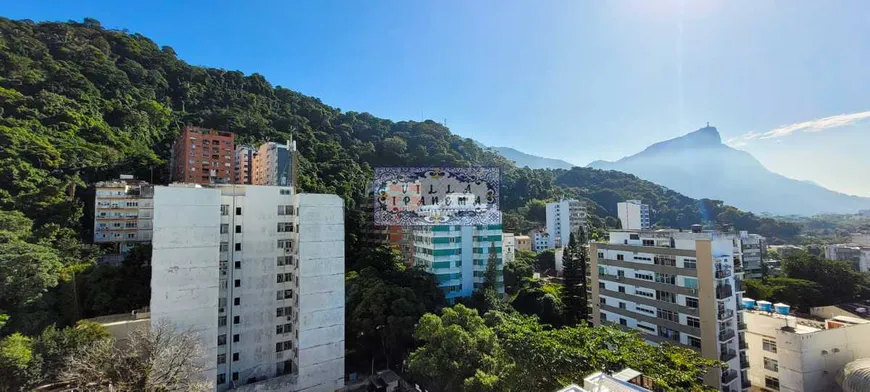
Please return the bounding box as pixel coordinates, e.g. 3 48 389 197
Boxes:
740 357 750 369
741 379 751 389
738 340 748 350
721 369 738 384
715 269 732 279
720 349 737 362
718 309 735 320
738 321 747 331
716 286 734 300
719 328 736 342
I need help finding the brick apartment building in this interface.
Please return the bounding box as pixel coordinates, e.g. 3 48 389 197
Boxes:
170 126 236 185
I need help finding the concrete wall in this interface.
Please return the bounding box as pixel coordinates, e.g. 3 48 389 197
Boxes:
151 186 222 387
295 194 345 392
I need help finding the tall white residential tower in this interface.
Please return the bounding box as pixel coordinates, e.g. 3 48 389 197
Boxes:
617 200 650 230
151 184 344 392
546 199 588 249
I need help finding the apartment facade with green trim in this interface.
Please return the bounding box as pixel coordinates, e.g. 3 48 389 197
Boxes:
413 224 504 301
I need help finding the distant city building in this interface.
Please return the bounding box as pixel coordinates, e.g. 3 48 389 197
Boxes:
738 231 767 279
556 367 654 392
502 233 516 264
617 200 650 230
412 225 504 302
769 245 804 259
234 146 256 185
590 227 748 391
546 199 588 249
253 140 297 187
532 230 550 253
93 175 154 265
825 244 870 273
743 301 870 392
515 235 532 252
150 184 344 391
170 126 235 185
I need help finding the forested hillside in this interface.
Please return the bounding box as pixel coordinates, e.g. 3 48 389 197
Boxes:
0 17 800 333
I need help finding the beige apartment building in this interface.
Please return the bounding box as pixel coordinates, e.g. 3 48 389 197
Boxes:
590 227 749 391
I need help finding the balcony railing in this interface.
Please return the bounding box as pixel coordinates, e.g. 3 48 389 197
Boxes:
721 369 738 384
715 269 732 279
740 358 750 369
738 322 747 331
741 379 751 389
720 349 737 362
738 340 748 350
719 328 736 342
718 309 735 320
717 286 734 300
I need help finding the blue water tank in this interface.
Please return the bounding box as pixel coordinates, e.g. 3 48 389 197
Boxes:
774 303 790 315
758 300 772 312
742 298 756 310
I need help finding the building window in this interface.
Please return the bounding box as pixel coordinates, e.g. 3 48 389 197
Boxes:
233 316 240 324
232 353 239 362
277 273 292 283
763 339 777 353
278 239 292 250
220 242 229 252
218 316 227 327
619 318 628 326
686 297 699 308
656 290 676 303
634 272 653 281
683 259 697 269
220 224 228 234
599 297 606 305
218 335 226 346
232 372 239 381
278 222 293 232
765 376 780 391
617 254 624 261
217 373 226 384
618 286 626 293
642 240 654 246
276 342 284 352
634 289 654 299
218 353 226 364
277 325 284 334
234 297 240 306
277 307 285 317
764 357 779 372
235 243 241 251
686 316 700 328
234 261 241 269
618 302 626 309
236 207 242 215
683 277 698 289
221 205 229 215
598 252 604 259
235 225 242 233
688 336 702 349
655 273 675 285
278 205 294 215
234 279 241 288
656 309 677 322
599 282 605 290
233 334 239 343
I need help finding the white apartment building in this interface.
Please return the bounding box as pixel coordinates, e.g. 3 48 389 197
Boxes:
590 228 749 391
825 244 870 273
532 230 550 253
743 302 870 392
150 184 344 392
738 231 767 279
617 200 650 230
412 224 504 302
502 232 516 264
93 175 154 265
546 199 588 249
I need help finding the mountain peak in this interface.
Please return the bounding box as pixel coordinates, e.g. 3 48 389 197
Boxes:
673 124 722 146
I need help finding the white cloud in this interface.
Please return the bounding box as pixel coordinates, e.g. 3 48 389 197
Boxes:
726 110 870 147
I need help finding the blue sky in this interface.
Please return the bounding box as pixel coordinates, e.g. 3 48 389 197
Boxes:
6 1 870 196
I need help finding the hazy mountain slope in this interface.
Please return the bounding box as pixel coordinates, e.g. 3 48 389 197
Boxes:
588 126 870 215
489 146 575 169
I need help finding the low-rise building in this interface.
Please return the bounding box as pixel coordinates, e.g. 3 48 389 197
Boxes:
502 233 516 264
825 244 870 273
532 230 550 253
515 235 532 252
556 368 653 392
743 301 870 392
93 175 154 265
